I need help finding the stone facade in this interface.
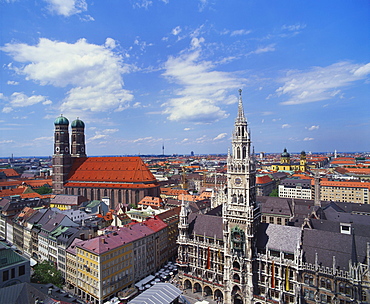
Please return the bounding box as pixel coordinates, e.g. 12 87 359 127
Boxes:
176 90 370 304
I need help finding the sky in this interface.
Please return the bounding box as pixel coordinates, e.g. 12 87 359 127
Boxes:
0 0 369 157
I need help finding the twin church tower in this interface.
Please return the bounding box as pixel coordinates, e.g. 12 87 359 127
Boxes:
52 116 86 194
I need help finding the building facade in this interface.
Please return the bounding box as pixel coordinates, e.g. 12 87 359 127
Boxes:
317 180 370 204
278 179 312 200
52 116 160 209
176 90 370 304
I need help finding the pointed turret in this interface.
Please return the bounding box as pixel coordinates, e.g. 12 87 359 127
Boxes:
236 88 246 123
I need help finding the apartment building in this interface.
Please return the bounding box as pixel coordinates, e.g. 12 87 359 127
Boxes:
0 242 30 288
318 180 370 204
278 179 312 200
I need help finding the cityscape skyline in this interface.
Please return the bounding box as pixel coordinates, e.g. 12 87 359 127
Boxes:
1 1 369 157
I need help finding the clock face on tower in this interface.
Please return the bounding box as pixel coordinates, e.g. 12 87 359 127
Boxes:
233 177 243 186
55 147 60 153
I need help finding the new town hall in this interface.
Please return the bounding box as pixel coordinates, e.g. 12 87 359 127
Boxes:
177 90 370 304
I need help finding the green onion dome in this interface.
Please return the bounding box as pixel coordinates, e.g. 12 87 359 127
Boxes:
54 115 69 125
281 148 290 157
71 118 85 128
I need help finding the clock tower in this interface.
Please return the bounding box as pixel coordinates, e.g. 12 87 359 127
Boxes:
223 89 261 303
52 115 72 194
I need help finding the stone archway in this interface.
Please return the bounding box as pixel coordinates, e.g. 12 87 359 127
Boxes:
193 282 202 293
233 260 240 271
204 285 213 297
184 279 192 290
232 285 243 304
214 289 223 303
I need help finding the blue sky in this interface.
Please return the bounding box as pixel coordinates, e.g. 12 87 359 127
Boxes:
0 0 369 157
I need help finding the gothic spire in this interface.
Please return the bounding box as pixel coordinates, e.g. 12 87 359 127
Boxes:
236 89 246 123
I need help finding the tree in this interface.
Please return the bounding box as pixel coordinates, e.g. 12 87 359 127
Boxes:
269 188 279 197
34 186 52 195
31 260 64 287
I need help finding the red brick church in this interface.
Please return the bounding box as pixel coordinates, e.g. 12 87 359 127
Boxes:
52 116 160 209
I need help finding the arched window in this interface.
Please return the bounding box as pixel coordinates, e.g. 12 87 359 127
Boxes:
104 189 107 197
233 261 240 270
242 147 246 159
135 190 140 204
320 278 326 288
237 147 241 159
233 273 240 283
90 189 94 201
326 279 331 290
126 190 129 204
345 284 352 297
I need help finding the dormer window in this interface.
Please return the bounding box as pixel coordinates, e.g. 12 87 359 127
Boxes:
340 223 351 235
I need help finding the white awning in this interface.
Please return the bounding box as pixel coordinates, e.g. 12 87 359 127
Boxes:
134 274 155 288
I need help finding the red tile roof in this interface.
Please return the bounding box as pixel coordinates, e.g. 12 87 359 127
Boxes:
160 188 188 196
65 157 159 188
256 175 273 184
0 168 19 177
76 223 156 254
142 216 167 232
319 180 370 190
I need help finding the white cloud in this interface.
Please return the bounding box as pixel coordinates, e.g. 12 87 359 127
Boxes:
34 136 53 142
133 0 153 9
88 128 119 142
162 50 243 123
132 136 162 144
7 80 19 85
184 128 191 131
304 137 314 141
172 26 182 36
277 61 370 105
196 135 207 143
281 24 306 32
2 107 13 113
353 63 370 77
282 124 291 129
250 44 275 55
102 129 119 134
0 140 14 144
2 38 134 113
181 138 189 143
3 92 52 110
262 111 273 116
213 133 227 140
44 0 87 17
88 134 107 141
307 125 319 131
198 0 208 12
190 37 205 49
230 29 252 36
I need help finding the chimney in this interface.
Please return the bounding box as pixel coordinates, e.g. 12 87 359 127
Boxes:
101 238 105 244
